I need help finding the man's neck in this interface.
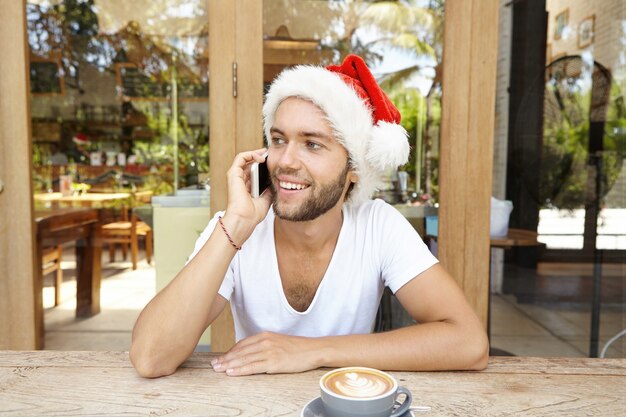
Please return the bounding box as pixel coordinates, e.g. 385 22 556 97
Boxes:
274 204 344 253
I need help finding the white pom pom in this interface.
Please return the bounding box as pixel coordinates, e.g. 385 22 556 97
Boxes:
365 121 410 170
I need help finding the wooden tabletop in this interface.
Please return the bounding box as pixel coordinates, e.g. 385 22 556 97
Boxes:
34 207 100 226
34 192 131 208
490 228 541 249
0 351 624 416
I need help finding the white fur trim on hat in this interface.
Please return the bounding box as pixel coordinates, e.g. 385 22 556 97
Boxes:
263 65 409 205
367 121 410 170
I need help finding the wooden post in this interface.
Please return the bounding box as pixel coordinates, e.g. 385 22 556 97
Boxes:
439 0 500 328
0 0 38 349
209 0 263 352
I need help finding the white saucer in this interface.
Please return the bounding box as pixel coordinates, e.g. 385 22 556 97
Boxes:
301 396 325 417
300 397 415 417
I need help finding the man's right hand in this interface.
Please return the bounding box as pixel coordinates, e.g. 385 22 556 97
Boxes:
222 148 273 244
130 148 273 378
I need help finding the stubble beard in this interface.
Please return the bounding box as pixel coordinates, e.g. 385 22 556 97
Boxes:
271 162 350 222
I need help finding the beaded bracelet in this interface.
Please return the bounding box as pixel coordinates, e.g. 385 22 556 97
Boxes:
218 216 241 250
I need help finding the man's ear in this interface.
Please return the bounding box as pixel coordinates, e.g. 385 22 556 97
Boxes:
349 170 359 184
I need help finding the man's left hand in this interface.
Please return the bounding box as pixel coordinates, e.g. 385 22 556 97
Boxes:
210 332 321 376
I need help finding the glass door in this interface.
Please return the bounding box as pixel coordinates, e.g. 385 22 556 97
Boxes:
27 0 211 349
492 0 625 358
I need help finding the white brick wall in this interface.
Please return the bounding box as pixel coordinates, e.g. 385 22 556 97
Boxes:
547 0 625 81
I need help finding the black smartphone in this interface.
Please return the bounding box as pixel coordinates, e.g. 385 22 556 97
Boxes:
251 154 271 197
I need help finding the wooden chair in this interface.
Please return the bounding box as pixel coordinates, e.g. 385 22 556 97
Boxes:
102 210 152 270
42 245 63 306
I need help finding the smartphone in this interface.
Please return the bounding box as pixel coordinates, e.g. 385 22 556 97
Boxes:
250 154 271 198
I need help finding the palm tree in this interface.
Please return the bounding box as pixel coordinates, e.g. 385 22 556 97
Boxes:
357 0 444 197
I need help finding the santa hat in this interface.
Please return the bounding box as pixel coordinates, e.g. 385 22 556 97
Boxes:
263 54 409 205
72 132 90 145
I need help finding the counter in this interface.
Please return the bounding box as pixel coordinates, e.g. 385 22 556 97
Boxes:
152 189 212 349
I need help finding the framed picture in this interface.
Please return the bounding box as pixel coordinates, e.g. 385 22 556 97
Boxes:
114 63 208 102
554 9 569 41
30 55 65 96
578 15 595 48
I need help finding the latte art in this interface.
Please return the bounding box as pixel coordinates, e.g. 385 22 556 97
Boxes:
324 370 394 398
320 367 412 417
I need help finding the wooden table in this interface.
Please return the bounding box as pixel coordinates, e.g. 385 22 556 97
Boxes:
0 352 623 416
425 228 541 252
490 228 541 249
34 209 102 349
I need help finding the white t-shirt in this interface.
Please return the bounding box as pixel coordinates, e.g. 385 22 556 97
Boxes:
188 199 439 341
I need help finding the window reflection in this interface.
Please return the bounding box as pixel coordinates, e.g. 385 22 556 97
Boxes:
28 0 209 198
495 0 625 358
263 0 444 204
539 56 623 251
506 0 625 253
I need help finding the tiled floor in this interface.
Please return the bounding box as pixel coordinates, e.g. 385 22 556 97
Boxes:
43 252 625 358
43 254 154 351
490 294 624 357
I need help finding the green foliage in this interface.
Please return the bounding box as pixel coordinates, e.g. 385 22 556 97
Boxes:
59 0 99 37
142 166 175 196
540 79 625 209
357 0 444 201
390 88 423 185
541 120 590 208
132 104 209 190
359 1 439 63
388 84 442 200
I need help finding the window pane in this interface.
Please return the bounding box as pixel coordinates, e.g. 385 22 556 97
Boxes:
491 0 625 358
29 0 209 199
263 0 444 205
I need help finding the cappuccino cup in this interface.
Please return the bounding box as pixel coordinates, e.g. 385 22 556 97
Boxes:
320 367 412 417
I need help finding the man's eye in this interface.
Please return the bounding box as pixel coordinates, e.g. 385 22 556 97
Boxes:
307 141 321 150
271 137 285 145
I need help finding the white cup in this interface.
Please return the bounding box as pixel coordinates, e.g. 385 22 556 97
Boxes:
320 367 412 417
59 175 73 196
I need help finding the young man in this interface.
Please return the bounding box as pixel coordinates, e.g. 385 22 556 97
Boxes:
130 55 489 378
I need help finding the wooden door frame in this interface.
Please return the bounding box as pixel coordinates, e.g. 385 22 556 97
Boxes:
0 0 38 349
439 0 500 328
208 0 263 352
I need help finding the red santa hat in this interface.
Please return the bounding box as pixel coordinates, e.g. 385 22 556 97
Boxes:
263 54 409 205
72 132 90 146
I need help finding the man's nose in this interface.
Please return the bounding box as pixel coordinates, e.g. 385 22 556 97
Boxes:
276 143 301 169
